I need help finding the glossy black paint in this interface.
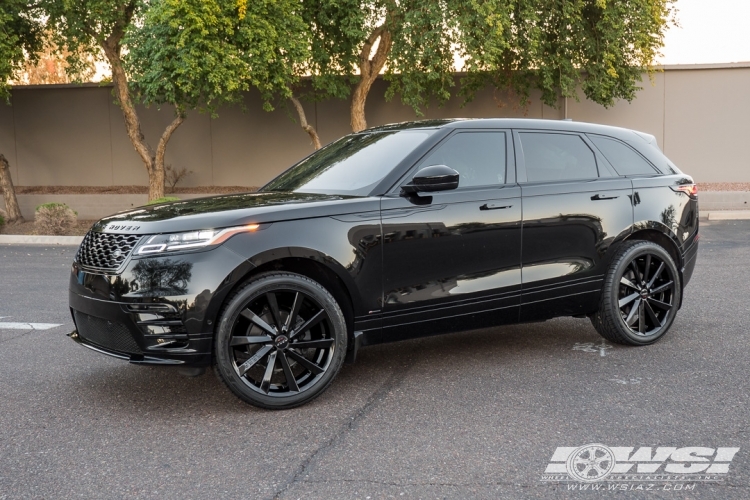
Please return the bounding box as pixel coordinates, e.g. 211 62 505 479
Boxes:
69 118 699 367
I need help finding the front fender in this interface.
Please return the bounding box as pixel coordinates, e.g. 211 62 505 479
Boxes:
221 217 383 316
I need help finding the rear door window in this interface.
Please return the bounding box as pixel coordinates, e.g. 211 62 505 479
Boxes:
588 135 658 176
519 132 599 182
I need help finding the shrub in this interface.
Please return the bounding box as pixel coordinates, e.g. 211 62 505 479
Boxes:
0 214 5 228
146 196 180 206
34 202 77 235
165 164 193 193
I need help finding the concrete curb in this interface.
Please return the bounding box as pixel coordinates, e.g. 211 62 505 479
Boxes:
0 235 83 245
706 211 750 221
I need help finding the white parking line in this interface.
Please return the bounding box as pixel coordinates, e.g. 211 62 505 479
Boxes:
0 322 62 330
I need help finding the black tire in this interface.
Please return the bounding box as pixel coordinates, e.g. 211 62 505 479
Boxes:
591 240 681 346
214 272 347 409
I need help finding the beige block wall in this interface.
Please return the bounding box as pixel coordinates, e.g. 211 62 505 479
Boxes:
1 66 748 188
663 68 750 182
566 72 666 147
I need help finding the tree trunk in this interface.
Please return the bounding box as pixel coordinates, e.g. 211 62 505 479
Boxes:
351 25 393 132
0 153 24 224
151 115 185 200
100 38 184 202
148 164 165 200
290 96 321 150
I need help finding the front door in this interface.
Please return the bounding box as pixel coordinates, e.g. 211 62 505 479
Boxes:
380 130 522 342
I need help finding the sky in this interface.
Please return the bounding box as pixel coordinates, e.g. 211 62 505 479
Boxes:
658 0 750 64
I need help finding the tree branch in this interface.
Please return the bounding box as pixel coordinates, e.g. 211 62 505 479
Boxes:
351 23 393 131
100 43 155 171
290 96 321 150
155 114 186 169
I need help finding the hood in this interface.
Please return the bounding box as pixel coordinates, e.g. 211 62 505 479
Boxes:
93 191 380 235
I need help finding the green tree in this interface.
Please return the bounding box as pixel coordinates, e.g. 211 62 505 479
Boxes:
0 0 44 223
301 0 675 133
42 0 308 201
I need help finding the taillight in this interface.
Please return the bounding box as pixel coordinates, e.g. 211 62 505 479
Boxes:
670 184 698 198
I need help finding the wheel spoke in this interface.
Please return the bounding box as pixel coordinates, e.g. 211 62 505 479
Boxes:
266 292 283 330
630 260 642 283
651 281 674 295
230 335 273 347
620 277 639 290
625 298 641 326
286 349 324 375
240 309 277 336
283 292 303 333
644 300 662 328
289 309 326 340
638 300 645 333
292 339 334 350
260 351 277 393
642 254 652 283
619 292 640 308
648 297 672 311
648 262 665 288
237 344 273 376
278 352 300 392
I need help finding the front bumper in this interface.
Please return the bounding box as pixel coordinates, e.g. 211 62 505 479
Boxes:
68 244 254 367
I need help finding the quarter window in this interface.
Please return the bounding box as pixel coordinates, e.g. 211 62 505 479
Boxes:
519 133 598 182
416 132 506 188
588 135 658 176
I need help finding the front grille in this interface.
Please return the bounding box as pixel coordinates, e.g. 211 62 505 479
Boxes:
76 231 141 272
74 311 143 355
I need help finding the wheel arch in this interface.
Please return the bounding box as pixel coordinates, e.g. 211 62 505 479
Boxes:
624 221 683 272
226 248 360 341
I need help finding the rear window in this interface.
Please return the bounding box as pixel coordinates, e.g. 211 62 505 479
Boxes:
588 135 658 176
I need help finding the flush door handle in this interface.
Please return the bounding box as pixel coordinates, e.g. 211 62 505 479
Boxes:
480 203 512 211
591 194 619 201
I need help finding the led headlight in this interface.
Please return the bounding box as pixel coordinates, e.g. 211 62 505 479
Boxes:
136 224 260 255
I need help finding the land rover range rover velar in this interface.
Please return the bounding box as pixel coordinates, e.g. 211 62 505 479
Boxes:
69 119 699 409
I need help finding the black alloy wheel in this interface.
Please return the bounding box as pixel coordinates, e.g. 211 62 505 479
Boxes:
617 252 675 336
591 241 681 345
214 272 347 409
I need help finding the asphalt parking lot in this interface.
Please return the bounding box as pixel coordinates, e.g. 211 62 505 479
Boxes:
1 220 749 499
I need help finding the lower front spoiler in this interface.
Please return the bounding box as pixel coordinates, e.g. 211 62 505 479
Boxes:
69 330 187 365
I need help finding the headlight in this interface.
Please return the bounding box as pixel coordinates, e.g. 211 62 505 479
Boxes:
136 224 260 255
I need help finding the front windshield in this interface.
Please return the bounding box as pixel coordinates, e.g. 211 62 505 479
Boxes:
261 130 435 196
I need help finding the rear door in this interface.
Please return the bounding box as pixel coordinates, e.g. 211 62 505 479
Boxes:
379 129 522 342
515 130 634 321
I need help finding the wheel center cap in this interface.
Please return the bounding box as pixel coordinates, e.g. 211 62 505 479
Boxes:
274 335 289 350
640 289 650 299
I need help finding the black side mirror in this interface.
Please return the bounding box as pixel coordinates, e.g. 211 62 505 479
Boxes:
402 165 459 194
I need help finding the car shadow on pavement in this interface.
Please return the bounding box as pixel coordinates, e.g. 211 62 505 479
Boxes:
70 316 616 416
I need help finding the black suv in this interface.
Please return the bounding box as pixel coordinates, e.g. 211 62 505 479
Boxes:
69 119 699 409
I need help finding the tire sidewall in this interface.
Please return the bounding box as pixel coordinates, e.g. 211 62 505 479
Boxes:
214 272 347 409
608 242 681 345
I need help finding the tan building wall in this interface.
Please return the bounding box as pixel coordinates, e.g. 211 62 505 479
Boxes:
1 63 748 187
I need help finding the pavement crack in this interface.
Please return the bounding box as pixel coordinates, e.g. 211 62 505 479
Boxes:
271 344 420 500
297 477 533 488
0 329 36 344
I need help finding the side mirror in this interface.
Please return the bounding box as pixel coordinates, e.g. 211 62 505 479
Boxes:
402 165 459 194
